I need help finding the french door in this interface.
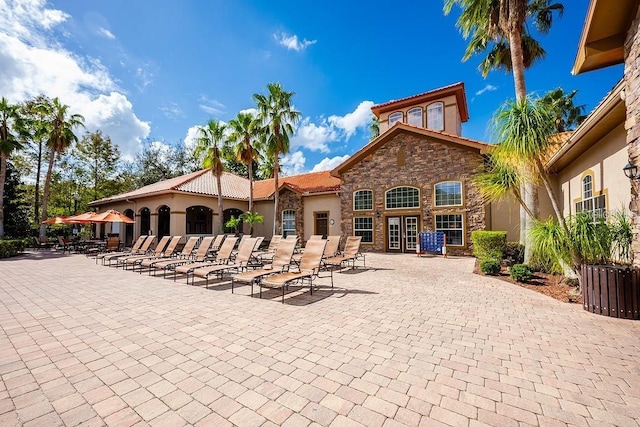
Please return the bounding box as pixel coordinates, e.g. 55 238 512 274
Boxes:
386 216 419 253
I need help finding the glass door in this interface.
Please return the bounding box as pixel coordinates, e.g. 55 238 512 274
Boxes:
387 217 401 251
405 216 418 251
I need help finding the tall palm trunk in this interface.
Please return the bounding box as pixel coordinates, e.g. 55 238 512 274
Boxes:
217 174 224 234
34 139 42 225
0 154 7 238
248 157 254 213
273 154 280 236
40 149 56 239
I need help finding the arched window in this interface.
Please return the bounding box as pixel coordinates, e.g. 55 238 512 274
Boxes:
223 208 244 234
427 102 444 131
282 210 296 237
158 205 171 238
434 181 463 207
582 175 593 199
140 207 151 236
385 187 420 209
389 112 403 127
407 107 423 127
353 190 373 211
186 206 212 234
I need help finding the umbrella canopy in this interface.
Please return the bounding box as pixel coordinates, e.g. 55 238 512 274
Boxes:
68 211 98 223
42 216 71 224
92 209 134 224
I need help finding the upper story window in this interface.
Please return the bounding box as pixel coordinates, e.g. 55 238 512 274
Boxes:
389 112 403 127
434 181 463 207
582 175 593 199
407 108 423 127
427 102 444 131
576 174 606 221
385 186 420 209
353 190 373 211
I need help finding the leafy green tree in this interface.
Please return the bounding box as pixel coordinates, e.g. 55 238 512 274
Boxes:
0 97 24 238
1 161 30 237
74 130 121 201
228 111 262 212
253 83 301 235
40 98 84 239
195 120 227 232
129 140 199 187
539 88 586 132
369 117 380 141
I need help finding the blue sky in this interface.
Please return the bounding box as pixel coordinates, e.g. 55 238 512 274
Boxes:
0 0 624 175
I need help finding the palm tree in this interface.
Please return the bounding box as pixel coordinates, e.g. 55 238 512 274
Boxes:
539 88 586 132
195 119 227 233
228 112 262 213
0 98 24 238
239 211 264 235
40 98 84 239
369 117 380 141
253 83 301 236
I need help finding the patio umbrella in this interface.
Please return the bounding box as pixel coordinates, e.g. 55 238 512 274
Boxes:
68 211 98 223
42 216 71 224
92 209 134 224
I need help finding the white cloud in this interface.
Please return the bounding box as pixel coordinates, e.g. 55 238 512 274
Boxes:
199 96 226 115
239 107 258 117
291 117 337 153
274 32 316 52
98 27 115 40
183 125 203 150
476 84 497 96
280 151 306 176
328 101 374 138
159 102 183 119
311 155 350 172
0 0 151 160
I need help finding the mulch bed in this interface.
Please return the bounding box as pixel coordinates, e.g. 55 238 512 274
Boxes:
474 260 582 304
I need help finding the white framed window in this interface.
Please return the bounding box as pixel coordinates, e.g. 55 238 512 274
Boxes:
576 175 606 221
582 175 593 199
282 209 296 236
354 217 374 243
427 102 444 131
434 181 463 207
435 214 464 246
389 112 403 127
407 107 423 127
353 190 373 211
385 186 420 209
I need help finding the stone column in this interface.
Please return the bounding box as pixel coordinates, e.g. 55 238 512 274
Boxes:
625 7 640 266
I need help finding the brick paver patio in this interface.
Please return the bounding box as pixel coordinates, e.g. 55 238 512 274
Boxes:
1 251 640 426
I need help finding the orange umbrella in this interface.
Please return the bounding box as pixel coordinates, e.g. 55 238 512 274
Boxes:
92 209 134 224
42 216 71 224
68 211 98 223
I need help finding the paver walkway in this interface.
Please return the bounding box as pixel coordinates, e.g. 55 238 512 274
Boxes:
1 251 639 427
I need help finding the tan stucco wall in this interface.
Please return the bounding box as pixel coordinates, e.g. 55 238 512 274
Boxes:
558 124 629 217
488 197 521 242
378 94 461 136
302 194 342 240
253 200 274 238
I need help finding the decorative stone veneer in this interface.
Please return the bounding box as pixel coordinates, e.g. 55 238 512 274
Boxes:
339 131 486 255
625 6 640 266
277 189 304 239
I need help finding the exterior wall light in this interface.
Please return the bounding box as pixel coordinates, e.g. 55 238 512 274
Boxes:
624 162 640 180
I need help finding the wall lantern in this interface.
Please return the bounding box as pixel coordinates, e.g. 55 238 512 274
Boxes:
623 162 640 180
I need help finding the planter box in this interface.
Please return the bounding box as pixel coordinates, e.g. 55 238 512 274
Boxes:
581 265 640 320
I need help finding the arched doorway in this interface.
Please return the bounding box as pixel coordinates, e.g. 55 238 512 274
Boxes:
140 208 151 236
158 205 171 238
223 208 244 234
123 209 134 246
186 206 213 234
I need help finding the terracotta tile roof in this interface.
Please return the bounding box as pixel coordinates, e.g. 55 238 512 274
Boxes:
90 169 250 205
542 131 574 164
253 171 341 200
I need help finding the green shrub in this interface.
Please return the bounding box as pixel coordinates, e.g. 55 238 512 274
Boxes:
503 242 524 266
480 259 501 275
510 264 533 282
0 239 27 259
471 231 507 261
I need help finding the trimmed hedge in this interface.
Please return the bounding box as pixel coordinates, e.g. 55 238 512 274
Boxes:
471 231 507 261
510 264 533 282
0 239 27 259
480 259 501 275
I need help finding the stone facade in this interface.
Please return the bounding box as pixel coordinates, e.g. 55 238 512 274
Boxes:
277 188 304 239
339 131 486 255
625 6 640 266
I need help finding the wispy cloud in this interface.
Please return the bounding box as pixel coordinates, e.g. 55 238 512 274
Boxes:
98 27 115 39
159 102 183 119
476 84 497 96
274 32 316 52
198 96 226 115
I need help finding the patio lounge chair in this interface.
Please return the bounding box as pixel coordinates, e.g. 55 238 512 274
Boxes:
190 238 257 288
291 235 328 264
117 236 170 269
128 235 183 272
260 239 327 303
139 236 200 274
151 236 215 279
325 236 363 286
173 236 238 283
254 235 282 263
208 234 226 256
57 236 70 253
232 238 297 295
99 235 153 266
33 236 52 250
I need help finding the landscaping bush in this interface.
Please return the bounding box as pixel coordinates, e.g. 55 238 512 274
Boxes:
480 259 501 275
0 239 27 259
471 231 507 261
510 264 533 282
503 242 524 266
